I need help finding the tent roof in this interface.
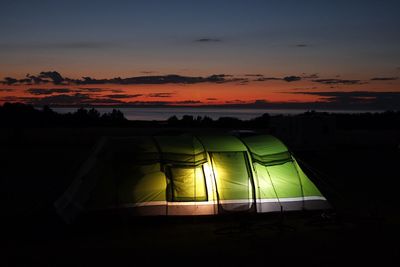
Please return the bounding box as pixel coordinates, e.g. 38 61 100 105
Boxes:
154 135 205 155
154 135 207 166
241 134 288 156
241 135 291 166
197 135 247 152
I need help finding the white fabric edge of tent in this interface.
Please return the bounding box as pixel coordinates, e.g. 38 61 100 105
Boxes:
118 196 327 208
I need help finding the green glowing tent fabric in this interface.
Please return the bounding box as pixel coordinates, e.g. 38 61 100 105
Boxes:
55 134 330 223
240 135 327 211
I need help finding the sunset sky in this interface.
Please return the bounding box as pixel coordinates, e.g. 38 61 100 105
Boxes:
1 0 399 109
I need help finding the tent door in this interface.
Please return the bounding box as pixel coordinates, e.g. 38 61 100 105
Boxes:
209 152 255 213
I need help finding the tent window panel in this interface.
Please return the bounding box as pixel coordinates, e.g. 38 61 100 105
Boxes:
266 162 303 198
211 152 251 200
169 166 207 201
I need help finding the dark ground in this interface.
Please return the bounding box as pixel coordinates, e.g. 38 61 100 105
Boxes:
1 126 400 266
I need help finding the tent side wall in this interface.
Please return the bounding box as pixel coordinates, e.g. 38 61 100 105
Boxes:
241 134 330 213
292 158 331 210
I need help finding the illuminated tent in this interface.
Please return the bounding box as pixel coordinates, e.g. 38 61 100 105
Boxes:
55 134 329 222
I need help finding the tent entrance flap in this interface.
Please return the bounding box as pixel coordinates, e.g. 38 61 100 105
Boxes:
210 152 255 212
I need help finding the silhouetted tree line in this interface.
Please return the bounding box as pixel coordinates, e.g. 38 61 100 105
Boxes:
167 113 271 128
1 102 399 129
167 110 400 130
0 102 127 127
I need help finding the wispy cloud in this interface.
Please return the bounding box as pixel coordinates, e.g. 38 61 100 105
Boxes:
283 76 301 82
140 71 158 74
1 71 239 85
289 91 400 109
312 79 362 85
147 93 174 98
26 88 73 95
253 75 302 82
104 94 143 99
370 77 398 81
174 100 202 104
295 44 309 47
226 99 246 104
254 77 281 81
194 38 221 42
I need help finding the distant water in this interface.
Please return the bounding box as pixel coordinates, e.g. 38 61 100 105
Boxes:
52 107 384 121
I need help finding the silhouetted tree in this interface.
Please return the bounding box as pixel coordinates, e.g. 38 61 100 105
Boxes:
88 108 100 120
167 115 179 125
181 115 194 125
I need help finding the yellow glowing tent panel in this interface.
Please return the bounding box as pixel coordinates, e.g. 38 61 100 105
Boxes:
55 134 330 222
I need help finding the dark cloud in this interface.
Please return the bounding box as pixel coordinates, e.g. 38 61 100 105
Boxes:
21 71 65 85
2 77 18 85
291 86 318 90
0 88 14 92
253 76 301 82
292 91 400 98
226 99 246 104
147 93 174 98
174 100 202 104
2 72 237 85
214 77 249 84
125 101 169 106
0 71 252 86
26 88 73 95
38 71 64 84
312 79 362 85
77 88 124 93
290 91 400 109
370 77 398 81
207 98 218 100
283 76 302 82
140 71 158 74
27 75 49 84
68 73 230 85
104 94 143 99
195 38 221 42
254 77 282 81
76 87 105 93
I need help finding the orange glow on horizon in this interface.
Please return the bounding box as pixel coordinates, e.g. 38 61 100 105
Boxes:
1 79 400 106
